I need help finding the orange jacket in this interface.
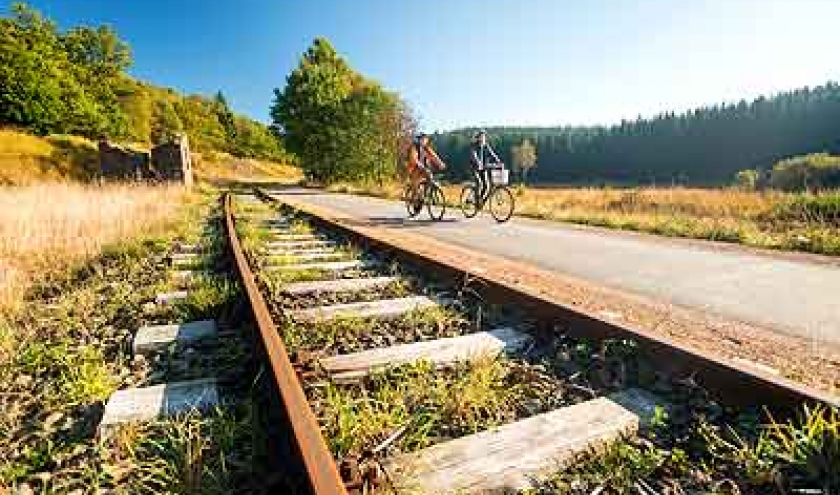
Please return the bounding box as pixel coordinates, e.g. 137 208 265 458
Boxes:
408 142 446 173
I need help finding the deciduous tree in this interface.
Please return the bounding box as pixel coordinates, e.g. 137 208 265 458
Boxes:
511 138 538 184
271 37 409 183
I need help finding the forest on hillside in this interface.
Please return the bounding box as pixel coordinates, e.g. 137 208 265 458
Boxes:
433 83 840 186
0 3 285 161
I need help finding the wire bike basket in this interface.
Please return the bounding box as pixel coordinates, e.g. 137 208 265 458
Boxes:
490 168 509 186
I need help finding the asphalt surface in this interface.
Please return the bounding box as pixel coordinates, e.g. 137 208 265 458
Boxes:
270 188 840 344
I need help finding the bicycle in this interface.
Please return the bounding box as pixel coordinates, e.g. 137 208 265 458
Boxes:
459 165 515 222
402 174 446 221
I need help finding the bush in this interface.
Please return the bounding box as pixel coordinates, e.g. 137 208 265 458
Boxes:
769 153 840 192
735 168 763 190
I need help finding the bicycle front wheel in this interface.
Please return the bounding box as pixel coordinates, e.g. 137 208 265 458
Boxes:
426 183 446 221
488 186 515 223
404 183 422 218
459 184 479 218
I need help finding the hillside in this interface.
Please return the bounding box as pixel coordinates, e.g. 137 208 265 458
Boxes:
0 3 288 164
0 128 300 185
433 82 840 186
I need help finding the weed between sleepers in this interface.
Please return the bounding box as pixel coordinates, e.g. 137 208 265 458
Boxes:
523 404 840 494
279 305 474 357
310 356 578 461
264 278 415 309
101 401 291 494
517 332 840 494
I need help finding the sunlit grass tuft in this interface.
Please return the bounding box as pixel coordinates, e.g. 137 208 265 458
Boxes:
316 357 524 458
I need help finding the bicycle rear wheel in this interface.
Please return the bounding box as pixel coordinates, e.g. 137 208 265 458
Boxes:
459 184 479 218
426 183 446 221
488 186 515 223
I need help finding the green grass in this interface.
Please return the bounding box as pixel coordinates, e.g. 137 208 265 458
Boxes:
312 356 567 460
1 237 174 490
102 404 277 494
526 399 840 493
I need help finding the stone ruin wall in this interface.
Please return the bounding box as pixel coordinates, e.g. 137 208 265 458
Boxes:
97 141 149 180
98 134 193 186
149 134 193 187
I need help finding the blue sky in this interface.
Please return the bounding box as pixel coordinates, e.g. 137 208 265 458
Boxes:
6 0 840 131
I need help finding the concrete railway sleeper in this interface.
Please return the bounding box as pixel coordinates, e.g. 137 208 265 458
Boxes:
226 190 840 494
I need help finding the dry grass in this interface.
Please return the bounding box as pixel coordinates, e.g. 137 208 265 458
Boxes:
193 151 302 183
0 129 99 185
512 186 777 219
0 182 192 313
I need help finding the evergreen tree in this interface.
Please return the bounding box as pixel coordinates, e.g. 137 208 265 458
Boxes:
213 90 237 142
434 83 840 186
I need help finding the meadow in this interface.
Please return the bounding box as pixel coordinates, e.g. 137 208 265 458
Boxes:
0 183 190 314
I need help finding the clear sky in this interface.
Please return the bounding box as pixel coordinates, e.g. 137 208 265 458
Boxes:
6 0 840 131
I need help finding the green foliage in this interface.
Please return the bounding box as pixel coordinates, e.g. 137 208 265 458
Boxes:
230 116 285 160
151 98 184 145
701 405 840 491
213 90 236 141
0 3 109 137
271 37 410 183
0 3 286 162
769 152 840 191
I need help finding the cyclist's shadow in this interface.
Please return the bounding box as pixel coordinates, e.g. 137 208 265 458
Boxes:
349 216 459 229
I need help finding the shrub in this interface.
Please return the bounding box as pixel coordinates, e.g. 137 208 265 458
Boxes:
735 168 763 190
769 153 840 192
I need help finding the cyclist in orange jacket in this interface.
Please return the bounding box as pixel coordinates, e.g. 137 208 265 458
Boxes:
406 133 447 212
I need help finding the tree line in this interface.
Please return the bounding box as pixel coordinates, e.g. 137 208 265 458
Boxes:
432 83 840 187
0 3 286 161
268 36 840 190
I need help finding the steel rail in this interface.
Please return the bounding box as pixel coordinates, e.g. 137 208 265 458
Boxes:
223 193 348 495
256 188 838 414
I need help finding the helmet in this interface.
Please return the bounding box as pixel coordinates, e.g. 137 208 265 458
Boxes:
474 129 487 140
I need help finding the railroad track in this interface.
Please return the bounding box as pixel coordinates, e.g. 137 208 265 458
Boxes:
223 190 837 495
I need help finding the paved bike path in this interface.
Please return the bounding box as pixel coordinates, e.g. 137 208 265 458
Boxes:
270 188 840 344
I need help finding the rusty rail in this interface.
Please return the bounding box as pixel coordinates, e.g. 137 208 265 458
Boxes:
223 193 348 495
256 188 837 414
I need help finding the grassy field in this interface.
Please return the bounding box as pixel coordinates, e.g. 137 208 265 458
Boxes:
0 183 190 314
194 150 302 183
327 181 840 256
